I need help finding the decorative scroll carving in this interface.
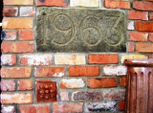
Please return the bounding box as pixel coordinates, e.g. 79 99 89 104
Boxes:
36 8 127 52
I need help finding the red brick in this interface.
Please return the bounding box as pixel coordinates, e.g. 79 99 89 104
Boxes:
4 0 33 5
18 80 33 90
88 78 117 88
1 31 17 40
129 32 148 41
119 76 127 87
20 7 35 17
136 43 153 53
1 54 16 66
60 79 85 89
53 103 83 113
136 21 153 32
1 67 32 78
1 42 15 53
1 80 15 91
3 7 18 17
88 54 118 64
118 101 125 111
36 0 67 7
19 54 52 66
35 67 65 77
16 42 34 53
2 18 33 29
133 1 153 11
19 29 34 40
104 0 130 9
128 42 134 53
19 105 50 113
149 33 153 42
128 10 148 20
69 66 99 77
148 54 153 59
1 93 32 104
150 13 153 20
1 42 34 53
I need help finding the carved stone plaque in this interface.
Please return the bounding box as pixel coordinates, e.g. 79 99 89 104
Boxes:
36 80 57 103
36 8 127 52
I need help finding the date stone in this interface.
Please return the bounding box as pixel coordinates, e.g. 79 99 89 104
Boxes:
36 8 127 52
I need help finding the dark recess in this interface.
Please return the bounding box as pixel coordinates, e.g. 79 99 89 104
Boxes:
0 0 3 102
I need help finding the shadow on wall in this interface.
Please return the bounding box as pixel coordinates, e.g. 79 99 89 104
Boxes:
0 0 3 34
0 0 3 69
0 0 3 43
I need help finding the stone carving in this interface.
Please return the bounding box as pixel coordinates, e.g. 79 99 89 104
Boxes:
36 80 57 103
36 8 127 52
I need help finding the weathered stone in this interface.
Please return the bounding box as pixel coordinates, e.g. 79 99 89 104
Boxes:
72 91 102 101
86 101 117 112
103 88 126 100
36 8 127 52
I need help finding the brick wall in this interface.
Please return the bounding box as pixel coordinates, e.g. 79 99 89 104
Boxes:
1 0 153 113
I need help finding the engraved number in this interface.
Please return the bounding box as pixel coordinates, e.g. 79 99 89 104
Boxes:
40 12 124 47
104 15 123 46
52 14 75 45
80 16 101 46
